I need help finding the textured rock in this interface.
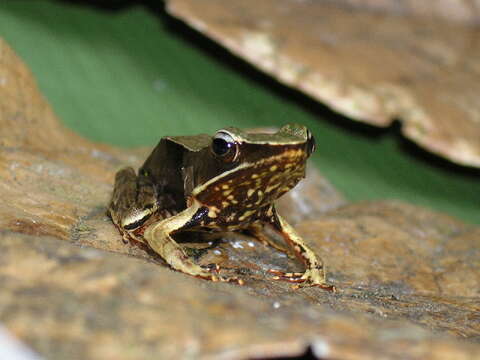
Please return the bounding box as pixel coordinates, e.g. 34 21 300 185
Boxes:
166 0 480 167
0 37 479 359
321 0 480 25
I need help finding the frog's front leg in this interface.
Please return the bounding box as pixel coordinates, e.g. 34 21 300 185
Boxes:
267 207 335 290
143 203 242 284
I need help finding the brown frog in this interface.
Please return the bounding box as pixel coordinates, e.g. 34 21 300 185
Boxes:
108 124 332 289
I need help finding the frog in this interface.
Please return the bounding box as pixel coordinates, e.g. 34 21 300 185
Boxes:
108 124 333 289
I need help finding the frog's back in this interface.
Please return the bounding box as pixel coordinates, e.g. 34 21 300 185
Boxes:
167 134 211 152
139 134 211 214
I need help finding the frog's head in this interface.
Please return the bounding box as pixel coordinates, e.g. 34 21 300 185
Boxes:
191 124 315 223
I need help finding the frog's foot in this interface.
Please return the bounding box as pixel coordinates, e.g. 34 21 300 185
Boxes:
199 264 245 285
163 251 244 285
267 269 335 291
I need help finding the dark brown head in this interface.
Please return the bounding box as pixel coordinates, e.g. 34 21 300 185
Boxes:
190 124 315 226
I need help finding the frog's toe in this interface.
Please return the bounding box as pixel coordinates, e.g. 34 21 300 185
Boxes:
201 263 221 272
268 269 335 291
267 269 304 277
218 276 245 285
292 281 336 291
268 269 306 283
205 273 245 286
294 272 335 291
199 264 245 286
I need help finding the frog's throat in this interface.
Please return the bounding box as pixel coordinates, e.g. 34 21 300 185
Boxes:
191 149 305 198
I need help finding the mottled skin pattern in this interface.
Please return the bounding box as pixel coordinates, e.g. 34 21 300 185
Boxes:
109 124 333 289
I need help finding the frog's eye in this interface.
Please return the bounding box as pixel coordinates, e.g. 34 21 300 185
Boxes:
211 131 239 162
306 130 316 156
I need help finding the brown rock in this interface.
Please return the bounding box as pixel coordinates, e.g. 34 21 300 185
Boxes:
166 0 480 167
1 37 479 359
321 0 480 25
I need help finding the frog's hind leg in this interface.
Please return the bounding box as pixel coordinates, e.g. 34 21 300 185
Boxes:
109 167 137 216
265 207 335 291
109 167 157 244
143 203 243 285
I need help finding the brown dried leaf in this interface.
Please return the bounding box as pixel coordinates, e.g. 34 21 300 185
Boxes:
1 38 479 359
166 0 480 167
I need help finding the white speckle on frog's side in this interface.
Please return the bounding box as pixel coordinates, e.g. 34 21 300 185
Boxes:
265 183 281 193
208 207 219 218
238 210 256 222
273 301 281 309
213 249 222 255
247 241 255 248
226 212 237 222
266 207 273 217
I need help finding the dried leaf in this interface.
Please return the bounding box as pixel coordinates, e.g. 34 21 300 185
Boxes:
167 0 480 167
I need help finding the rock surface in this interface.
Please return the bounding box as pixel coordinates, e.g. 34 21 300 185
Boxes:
166 0 480 167
321 0 480 25
1 37 479 359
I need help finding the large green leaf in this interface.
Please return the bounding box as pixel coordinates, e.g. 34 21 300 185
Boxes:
0 0 478 224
